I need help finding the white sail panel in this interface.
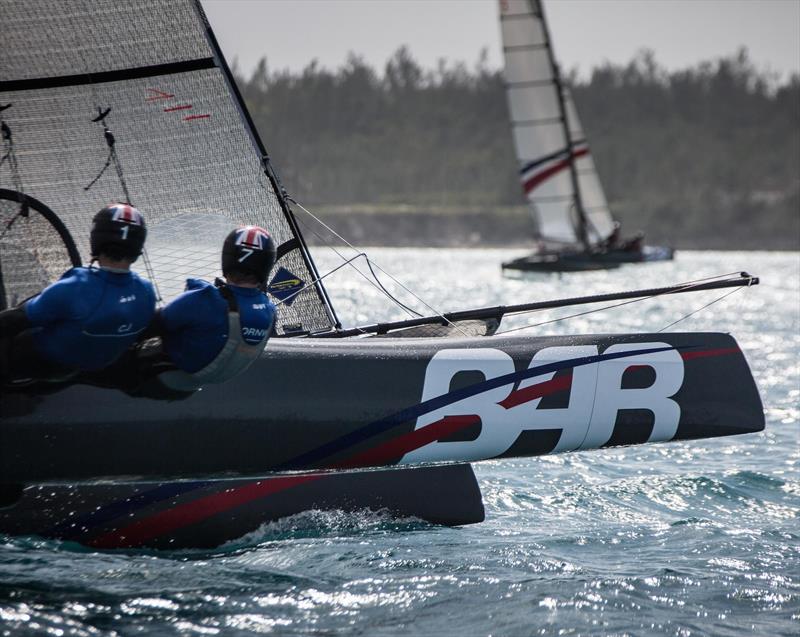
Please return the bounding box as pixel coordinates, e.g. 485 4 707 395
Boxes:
500 0 541 18
513 122 565 159
500 12 546 47
528 173 577 243
507 86 560 122
564 90 615 241
503 49 552 84
533 202 577 243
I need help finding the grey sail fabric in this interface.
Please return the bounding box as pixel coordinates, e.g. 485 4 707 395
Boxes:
0 194 79 310
0 0 337 335
499 0 615 246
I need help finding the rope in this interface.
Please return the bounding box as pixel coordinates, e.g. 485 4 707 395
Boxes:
297 217 422 318
0 107 24 196
286 196 473 337
656 279 751 333
84 107 162 303
0 109 34 257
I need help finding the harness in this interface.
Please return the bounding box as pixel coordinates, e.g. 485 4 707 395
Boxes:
157 280 268 391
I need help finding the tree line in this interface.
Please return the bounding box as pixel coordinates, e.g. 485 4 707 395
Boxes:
236 48 799 249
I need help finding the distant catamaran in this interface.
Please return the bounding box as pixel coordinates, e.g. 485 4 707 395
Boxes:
498 0 674 272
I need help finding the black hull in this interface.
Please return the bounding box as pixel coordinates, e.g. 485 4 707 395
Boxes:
0 464 484 549
1 332 763 484
0 331 763 549
502 245 675 273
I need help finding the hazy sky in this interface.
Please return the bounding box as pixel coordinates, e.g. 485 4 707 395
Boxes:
203 0 800 81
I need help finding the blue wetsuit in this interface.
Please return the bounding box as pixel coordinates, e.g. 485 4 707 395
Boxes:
24 267 156 371
160 279 275 373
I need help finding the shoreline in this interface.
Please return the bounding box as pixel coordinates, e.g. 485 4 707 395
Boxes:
299 206 800 251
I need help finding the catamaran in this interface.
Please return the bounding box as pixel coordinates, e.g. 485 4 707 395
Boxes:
499 0 674 273
0 0 762 549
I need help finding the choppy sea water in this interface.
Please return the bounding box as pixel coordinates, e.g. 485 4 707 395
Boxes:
1 249 798 636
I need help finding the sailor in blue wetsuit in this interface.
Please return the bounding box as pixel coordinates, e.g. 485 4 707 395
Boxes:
146 225 277 393
0 204 156 384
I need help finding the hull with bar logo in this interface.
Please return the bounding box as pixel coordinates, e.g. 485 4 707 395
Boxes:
0 331 763 548
0 332 763 484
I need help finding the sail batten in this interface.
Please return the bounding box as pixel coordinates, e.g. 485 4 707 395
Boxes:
0 60 217 93
0 0 337 334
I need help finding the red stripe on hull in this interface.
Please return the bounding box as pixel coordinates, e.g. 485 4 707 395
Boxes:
499 373 572 409
335 415 481 469
88 475 319 549
681 347 740 361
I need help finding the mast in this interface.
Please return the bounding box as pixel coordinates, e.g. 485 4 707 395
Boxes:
534 0 591 251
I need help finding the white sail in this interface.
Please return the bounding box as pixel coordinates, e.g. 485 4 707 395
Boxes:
499 0 615 246
563 89 616 243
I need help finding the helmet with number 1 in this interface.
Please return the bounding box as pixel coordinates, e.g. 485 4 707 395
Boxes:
221 225 277 286
90 203 147 262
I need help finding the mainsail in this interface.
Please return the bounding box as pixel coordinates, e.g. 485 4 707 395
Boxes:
499 0 616 247
0 0 338 335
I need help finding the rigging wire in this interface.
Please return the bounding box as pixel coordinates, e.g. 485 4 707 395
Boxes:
0 108 35 258
258 179 423 320
83 107 163 303
0 106 23 195
288 197 431 314
269 253 373 334
656 281 750 333
286 196 474 337
292 212 423 319
494 272 753 336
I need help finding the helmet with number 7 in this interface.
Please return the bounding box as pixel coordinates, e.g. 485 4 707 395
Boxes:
90 203 147 262
221 225 277 287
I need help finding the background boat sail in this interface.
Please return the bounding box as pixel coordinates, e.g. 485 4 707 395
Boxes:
498 0 674 272
0 0 761 548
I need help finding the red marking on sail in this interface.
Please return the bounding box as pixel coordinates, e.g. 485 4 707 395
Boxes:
498 373 572 409
184 114 210 121
145 88 175 101
87 475 320 549
334 415 481 469
523 147 589 195
680 347 740 361
164 104 192 112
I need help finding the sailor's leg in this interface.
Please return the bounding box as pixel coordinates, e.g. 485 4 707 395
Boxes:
77 347 143 392
129 339 195 401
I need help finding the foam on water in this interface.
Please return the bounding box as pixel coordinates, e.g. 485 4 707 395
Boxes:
1 250 797 636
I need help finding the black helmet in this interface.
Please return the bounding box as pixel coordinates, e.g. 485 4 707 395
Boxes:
90 203 147 262
221 225 277 286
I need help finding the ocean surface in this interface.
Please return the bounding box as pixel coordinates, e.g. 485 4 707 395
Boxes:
1 249 798 636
